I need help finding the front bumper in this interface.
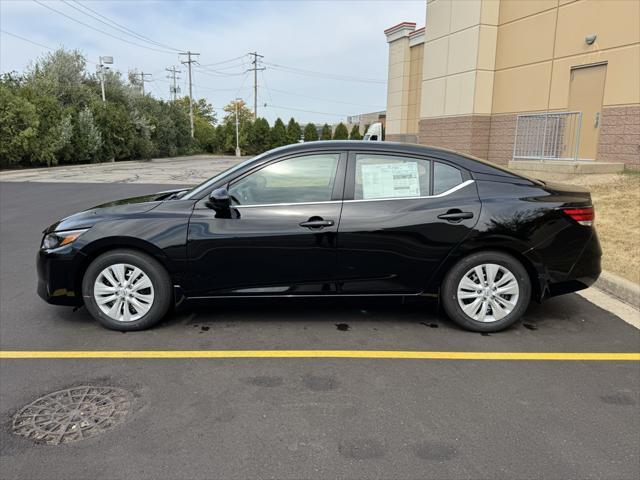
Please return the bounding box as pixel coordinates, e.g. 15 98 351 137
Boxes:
37 246 85 306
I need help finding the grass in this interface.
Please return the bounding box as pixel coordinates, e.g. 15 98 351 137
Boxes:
559 172 640 284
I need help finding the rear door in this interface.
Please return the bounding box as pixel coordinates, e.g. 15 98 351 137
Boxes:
336 152 481 294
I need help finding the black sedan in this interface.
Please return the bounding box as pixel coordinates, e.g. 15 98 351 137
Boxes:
37 141 601 332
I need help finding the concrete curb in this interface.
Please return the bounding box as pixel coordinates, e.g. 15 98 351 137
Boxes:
594 271 640 309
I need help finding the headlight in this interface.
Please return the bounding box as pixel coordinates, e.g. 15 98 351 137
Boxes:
41 229 88 250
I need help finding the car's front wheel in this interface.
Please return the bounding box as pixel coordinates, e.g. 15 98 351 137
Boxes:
82 249 172 331
441 251 531 332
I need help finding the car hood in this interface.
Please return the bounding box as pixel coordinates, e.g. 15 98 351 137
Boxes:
44 188 191 233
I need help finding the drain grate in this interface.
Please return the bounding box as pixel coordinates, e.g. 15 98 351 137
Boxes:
12 386 131 445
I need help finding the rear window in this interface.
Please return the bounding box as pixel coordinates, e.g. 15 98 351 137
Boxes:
433 162 463 194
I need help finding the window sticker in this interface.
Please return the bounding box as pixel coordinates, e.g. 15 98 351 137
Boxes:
361 162 421 199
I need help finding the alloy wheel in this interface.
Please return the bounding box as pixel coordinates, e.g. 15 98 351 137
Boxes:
93 263 155 322
456 263 520 323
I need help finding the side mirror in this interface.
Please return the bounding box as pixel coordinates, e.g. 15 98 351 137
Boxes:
206 187 231 213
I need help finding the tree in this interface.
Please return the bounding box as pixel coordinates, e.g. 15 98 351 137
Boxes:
91 101 136 161
349 125 362 140
26 48 94 109
17 81 72 166
286 117 302 144
333 122 348 140
303 123 318 142
247 117 271 154
223 99 252 126
0 84 39 167
320 123 332 140
0 47 227 167
270 118 288 147
72 106 102 163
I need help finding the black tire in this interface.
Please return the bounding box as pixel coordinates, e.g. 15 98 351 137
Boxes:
82 249 172 331
440 251 531 332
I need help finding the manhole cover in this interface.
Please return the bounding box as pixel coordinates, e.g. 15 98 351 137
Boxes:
12 386 131 445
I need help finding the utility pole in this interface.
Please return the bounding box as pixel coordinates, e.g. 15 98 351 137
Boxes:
180 51 200 138
165 66 181 101
235 98 241 157
247 52 265 119
136 71 152 96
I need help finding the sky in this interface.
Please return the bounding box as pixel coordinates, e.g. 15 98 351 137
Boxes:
0 0 426 124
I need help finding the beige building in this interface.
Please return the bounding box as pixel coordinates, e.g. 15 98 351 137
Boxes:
384 0 640 169
346 110 386 135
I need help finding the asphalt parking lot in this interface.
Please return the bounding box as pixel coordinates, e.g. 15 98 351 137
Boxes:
1 181 639 480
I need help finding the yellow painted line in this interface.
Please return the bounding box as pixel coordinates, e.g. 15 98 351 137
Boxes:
0 350 639 361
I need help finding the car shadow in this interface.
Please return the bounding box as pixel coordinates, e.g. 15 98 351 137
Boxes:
160 296 449 330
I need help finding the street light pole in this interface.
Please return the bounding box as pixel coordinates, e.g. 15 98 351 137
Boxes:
235 99 241 157
98 56 113 103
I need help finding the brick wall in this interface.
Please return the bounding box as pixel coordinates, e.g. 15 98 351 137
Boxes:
416 107 639 168
487 114 517 166
386 133 418 144
597 106 640 170
418 115 491 159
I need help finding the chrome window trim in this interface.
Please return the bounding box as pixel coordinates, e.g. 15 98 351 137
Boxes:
234 200 342 208
230 180 474 208
346 179 474 203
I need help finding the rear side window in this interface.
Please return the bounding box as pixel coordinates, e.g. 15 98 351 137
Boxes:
433 162 463 195
354 154 430 200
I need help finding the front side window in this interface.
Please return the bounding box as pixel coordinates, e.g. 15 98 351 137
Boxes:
354 154 430 200
229 153 339 206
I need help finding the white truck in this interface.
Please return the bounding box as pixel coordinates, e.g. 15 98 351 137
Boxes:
363 122 383 141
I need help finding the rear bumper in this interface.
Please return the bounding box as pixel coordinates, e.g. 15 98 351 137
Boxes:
547 228 601 298
37 247 85 306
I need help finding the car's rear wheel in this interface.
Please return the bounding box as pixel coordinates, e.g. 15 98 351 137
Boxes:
441 251 531 332
82 249 172 331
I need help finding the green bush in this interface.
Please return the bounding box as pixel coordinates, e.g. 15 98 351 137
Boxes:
303 123 318 141
333 122 348 140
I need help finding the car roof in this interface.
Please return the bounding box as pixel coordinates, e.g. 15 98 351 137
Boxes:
261 141 521 178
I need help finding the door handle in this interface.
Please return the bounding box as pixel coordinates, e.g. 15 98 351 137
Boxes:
438 210 474 222
299 219 334 229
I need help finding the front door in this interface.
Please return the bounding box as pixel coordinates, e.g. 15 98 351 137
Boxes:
186 152 346 297
336 152 481 294
568 63 607 160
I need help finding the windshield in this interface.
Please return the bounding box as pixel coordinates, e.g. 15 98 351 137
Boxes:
182 156 261 200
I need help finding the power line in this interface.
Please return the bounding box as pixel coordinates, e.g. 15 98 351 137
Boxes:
199 55 249 68
32 0 176 54
264 103 348 118
0 29 52 51
234 72 251 99
62 0 182 53
267 86 384 109
0 29 98 65
259 69 285 120
193 67 246 78
265 61 386 84
202 61 248 72
68 0 183 52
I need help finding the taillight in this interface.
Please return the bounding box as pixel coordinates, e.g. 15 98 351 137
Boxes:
562 206 594 226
